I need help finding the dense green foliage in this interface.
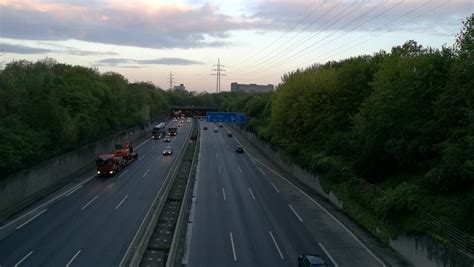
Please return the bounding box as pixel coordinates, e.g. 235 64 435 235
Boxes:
205 15 474 235
0 59 170 176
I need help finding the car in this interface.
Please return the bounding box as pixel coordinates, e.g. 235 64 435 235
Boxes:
163 146 172 155
214 128 219 132
163 137 171 142
203 126 208 130
235 146 243 153
218 123 223 128
178 123 182 127
297 254 327 267
227 132 233 137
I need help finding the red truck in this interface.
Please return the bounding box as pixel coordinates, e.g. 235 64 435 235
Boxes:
96 142 138 176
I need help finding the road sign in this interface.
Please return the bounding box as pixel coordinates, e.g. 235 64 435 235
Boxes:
207 112 246 123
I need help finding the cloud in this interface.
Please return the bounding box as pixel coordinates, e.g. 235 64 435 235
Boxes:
0 43 52 54
0 42 118 56
1 0 471 51
96 57 204 67
0 1 267 49
247 1 473 34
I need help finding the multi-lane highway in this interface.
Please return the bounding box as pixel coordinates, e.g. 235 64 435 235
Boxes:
184 121 389 267
0 120 192 266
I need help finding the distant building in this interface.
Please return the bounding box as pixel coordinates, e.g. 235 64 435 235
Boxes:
230 82 274 93
173 84 186 91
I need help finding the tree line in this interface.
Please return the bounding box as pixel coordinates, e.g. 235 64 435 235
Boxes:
203 15 474 234
0 59 170 176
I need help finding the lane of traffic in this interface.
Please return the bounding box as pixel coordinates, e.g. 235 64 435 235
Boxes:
0 121 193 266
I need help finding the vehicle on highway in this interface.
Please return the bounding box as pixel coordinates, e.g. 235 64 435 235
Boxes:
235 146 244 153
203 126 208 130
152 122 166 139
214 128 219 132
178 123 182 127
163 146 173 155
297 254 327 267
227 132 233 137
168 127 177 136
218 123 223 127
187 118 191 123
163 137 171 142
96 142 138 176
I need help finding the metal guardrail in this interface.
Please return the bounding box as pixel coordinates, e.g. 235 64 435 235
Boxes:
166 120 200 266
420 212 474 257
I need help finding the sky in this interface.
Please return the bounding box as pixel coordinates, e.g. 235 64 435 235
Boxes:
1 0 473 92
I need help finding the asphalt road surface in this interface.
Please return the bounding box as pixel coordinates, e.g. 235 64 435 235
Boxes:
185 121 387 267
0 120 192 266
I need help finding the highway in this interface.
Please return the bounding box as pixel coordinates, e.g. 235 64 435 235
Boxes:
0 120 192 266
185 121 388 267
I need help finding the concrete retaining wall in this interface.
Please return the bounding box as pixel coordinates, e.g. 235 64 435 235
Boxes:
0 120 163 221
230 125 473 267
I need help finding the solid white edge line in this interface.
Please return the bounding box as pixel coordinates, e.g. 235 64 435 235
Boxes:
288 204 303 222
14 251 34 267
269 231 284 260
0 174 95 229
231 134 386 267
15 209 47 230
81 195 98 210
229 232 237 261
142 169 150 178
271 182 280 193
115 195 129 210
65 250 81 267
119 169 128 178
222 188 226 201
248 187 256 200
318 243 339 267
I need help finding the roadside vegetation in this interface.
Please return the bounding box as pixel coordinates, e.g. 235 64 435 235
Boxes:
200 15 474 238
0 59 171 177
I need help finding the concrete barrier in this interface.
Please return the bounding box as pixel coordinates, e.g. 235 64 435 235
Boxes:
0 120 163 222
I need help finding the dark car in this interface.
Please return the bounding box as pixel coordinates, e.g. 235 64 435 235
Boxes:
227 132 233 137
214 128 219 132
298 254 327 267
163 146 172 155
235 146 243 153
218 123 223 128
163 137 171 142
203 126 208 130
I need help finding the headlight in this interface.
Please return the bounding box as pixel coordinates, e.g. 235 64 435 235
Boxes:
109 171 114 174
97 171 100 174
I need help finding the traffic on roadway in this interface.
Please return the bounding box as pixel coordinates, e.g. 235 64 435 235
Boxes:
0 120 192 266
183 120 388 267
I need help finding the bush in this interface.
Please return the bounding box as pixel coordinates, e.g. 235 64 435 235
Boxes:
376 182 420 220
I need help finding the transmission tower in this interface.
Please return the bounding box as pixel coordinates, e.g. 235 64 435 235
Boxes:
211 58 226 93
168 71 175 90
